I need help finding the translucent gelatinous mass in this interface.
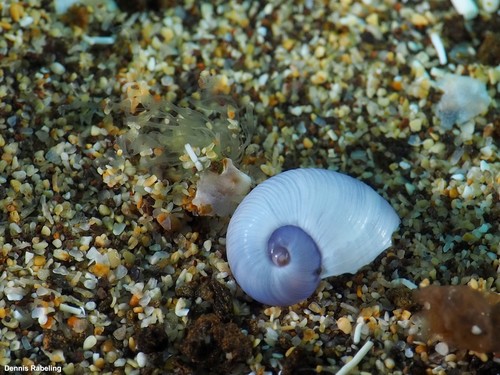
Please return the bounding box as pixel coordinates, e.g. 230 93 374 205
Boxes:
436 74 490 129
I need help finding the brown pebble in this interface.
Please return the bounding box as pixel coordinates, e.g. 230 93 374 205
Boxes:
101 339 115 353
43 331 68 350
211 279 234 320
136 325 169 354
61 4 90 29
477 32 500 66
176 282 198 298
281 347 317 375
196 279 214 301
386 286 415 309
181 314 251 373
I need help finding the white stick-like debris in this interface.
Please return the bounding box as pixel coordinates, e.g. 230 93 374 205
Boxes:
353 316 365 344
429 32 447 65
83 35 117 46
59 303 85 316
184 143 203 171
336 340 374 375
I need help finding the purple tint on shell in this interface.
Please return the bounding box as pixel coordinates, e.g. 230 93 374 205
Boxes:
267 225 320 273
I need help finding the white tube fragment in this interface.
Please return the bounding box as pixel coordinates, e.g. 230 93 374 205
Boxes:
429 32 447 65
83 35 117 46
451 0 479 19
336 340 374 375
184 143 203 171
353 317 365 344
59 303 85 316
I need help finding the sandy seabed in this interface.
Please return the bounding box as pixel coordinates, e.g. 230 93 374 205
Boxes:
0 1 499 374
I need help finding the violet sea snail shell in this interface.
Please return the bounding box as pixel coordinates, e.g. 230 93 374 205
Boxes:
226 169 400 306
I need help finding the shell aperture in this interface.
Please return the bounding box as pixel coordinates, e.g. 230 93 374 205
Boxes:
268 225 320 268
226 168 400 306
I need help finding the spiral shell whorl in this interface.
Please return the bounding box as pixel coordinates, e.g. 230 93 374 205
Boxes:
226 168 400 306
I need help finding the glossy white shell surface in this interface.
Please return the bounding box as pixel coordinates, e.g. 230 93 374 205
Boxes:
226 169 400 305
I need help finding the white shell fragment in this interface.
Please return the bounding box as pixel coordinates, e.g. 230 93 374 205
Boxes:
451 0 479 19
192 158 252 216
435 75 490 129
4 286 28 301
479 0 500 13
83 335 97 350
41 348 66 363
175 298 190 317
